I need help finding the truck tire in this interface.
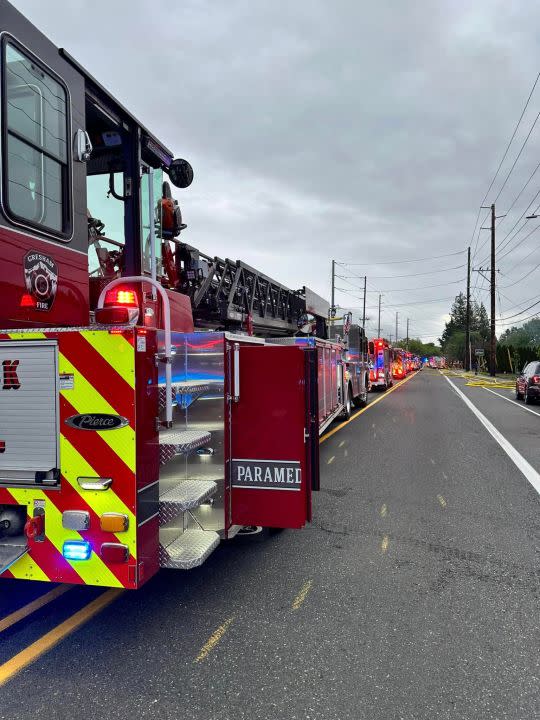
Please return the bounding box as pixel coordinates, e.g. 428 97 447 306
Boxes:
353 381 368 408
341 389 352 420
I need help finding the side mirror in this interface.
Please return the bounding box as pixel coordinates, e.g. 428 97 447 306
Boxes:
167 158 194 188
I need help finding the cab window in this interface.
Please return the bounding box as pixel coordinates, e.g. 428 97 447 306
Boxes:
2 39 71 237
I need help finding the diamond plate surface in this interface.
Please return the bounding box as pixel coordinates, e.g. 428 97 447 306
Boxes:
158 381 212 411
159 530 220 569
159 479 217 524
159 430 211 465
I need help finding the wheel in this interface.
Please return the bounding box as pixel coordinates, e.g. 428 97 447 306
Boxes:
525 387 533 404
353 390 368 408
233 526 268 544
515 386 522 401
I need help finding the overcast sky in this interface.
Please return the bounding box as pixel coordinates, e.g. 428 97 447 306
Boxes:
12 0 540 342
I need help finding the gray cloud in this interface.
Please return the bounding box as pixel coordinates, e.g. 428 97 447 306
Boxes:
12 0 540 341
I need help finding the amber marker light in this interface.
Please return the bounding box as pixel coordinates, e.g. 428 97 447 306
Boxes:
100 513 129 532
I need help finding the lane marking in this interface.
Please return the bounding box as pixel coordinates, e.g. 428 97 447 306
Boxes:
482 387 540 418
327 456 335 465
381 535 389 553
0 589 122 687
338 440 345 448
430 458 435 465
444 375 540 497
442 472 448 480
320 372 417 444
437 494 447 508
195 617 234 662
380 504 388 517
0 585 71 634
292 580 313 611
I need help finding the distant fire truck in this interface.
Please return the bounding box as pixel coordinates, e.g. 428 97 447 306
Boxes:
368 338 393 391
0 2 366 588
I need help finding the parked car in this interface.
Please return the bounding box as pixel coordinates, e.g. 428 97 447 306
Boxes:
515 362 540 404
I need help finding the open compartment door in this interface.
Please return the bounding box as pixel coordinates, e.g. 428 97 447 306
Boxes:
228 344 318 529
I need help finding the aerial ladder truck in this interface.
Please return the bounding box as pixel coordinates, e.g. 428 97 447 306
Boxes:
0 0 367 588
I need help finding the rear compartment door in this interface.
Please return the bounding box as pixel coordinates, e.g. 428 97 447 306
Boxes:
228 344 318 529
0 340 59 484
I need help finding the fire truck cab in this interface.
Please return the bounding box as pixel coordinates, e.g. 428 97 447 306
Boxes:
0 1 320 588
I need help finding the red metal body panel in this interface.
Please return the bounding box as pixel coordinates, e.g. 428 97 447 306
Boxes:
229 345 312 529
0 327 160 589
0 226 89 329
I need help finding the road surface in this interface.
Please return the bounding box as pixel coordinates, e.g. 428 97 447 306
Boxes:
0 369 538 720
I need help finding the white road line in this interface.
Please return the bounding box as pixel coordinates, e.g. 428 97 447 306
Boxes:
482 387 540 418
443 375 540 497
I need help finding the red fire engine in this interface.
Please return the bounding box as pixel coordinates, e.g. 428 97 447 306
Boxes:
368 338 393 391
0 2 359 588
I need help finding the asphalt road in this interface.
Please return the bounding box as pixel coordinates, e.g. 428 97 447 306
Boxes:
0 369 539 720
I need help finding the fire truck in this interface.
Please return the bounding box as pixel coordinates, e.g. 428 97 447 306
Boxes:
0 1 361 588
368 338 393 391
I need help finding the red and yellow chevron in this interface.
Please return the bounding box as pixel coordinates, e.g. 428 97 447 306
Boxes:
0 328 157 589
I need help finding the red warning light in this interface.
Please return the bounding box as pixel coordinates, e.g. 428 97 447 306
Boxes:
20 293 36 308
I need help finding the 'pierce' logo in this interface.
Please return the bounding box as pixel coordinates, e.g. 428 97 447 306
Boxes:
2 360 21 390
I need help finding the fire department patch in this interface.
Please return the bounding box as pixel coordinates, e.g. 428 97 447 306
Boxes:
23 251 58 311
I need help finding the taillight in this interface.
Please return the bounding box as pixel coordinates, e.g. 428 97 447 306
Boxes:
104 288 138 307
532 376 540 385
100 543 129 563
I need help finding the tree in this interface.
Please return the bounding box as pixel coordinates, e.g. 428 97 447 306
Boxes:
472 301 489 341
394 338 441 357
499 318 540 348
440 292 467 346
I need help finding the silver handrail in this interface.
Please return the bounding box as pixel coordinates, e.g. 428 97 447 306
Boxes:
97 276 173 426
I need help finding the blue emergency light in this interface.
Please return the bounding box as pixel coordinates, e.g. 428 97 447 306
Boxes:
63 540 92 561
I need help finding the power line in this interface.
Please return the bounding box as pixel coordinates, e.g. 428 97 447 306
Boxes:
497 297 540 322
472 71 540 260
500 257 540 289
336 263 465 281
337 249 465 266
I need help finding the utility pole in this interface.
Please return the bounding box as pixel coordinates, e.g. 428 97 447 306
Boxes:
362 275 367 331
465 246 471 371
475 203 502 377
490 204 496 377
377 294 381 337
406 318 409 350
395 312 398 345
331 259 335 317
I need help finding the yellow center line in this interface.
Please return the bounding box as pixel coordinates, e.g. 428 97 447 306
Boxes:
380 504 388 517
437 494 447 508
292 580 313 611
0 588 122 687
0 585 71 634
327 456 335 465
381 535 389 553
320 372 417 444
195 617 234 663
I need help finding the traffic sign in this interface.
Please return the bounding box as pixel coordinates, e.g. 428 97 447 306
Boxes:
475 349 484 356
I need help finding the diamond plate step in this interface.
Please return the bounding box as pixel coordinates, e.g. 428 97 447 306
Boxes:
159 529 220 570
158 380 211 411
159 429 211 465
159 479 217 525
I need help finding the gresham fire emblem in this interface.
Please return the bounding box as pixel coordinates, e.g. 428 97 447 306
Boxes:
23 251 58 311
